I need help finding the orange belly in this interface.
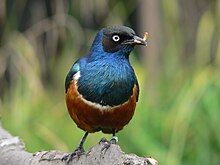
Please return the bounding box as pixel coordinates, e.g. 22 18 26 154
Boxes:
66 80 138 133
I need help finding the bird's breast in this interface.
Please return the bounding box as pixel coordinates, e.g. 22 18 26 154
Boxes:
66 80 138 133
77 60 136 106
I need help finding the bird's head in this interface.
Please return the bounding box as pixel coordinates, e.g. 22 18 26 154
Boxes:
90 26 147 58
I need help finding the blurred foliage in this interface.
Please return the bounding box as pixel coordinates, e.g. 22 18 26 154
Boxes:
0 0 220 165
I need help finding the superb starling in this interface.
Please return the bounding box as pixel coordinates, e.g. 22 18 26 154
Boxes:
65 26 147 162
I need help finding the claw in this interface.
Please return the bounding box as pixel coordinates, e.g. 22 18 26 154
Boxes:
100 136 118 152
101 140 111 152
99 137 109 144
62 147 85 165
62 132 89 164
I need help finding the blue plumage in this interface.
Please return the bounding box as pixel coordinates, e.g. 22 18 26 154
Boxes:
65 27 142 107
64 26 147 163
78 56 137 106
78 30 138 106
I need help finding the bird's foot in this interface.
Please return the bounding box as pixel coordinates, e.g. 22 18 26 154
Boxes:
99 137 109 144
100 136 118 152
62 147 85 165
110 136 118 144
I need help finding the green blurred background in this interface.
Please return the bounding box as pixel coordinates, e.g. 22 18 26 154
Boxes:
0 0 220 164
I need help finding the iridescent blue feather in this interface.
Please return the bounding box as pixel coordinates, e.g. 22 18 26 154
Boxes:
65 29 139 107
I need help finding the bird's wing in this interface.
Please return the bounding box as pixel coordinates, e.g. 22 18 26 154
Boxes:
65 61 79 93
135 78 140 102
65 56 88 93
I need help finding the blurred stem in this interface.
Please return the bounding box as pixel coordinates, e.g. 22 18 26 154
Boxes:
139 0 161 105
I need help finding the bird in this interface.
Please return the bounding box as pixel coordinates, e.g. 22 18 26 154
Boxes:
64 26 147 163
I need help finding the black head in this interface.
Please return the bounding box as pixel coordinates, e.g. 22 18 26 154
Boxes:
102 26 147 53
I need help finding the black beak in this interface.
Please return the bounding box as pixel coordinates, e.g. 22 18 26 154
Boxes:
133 36 147 46
122 35 147 46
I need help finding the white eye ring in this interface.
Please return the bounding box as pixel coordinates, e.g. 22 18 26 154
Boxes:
112 35 120 42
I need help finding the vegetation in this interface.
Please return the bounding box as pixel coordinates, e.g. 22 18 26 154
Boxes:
0 1 220 165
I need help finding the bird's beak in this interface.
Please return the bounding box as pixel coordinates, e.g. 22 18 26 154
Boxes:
133 36 147 46
123 32 148 46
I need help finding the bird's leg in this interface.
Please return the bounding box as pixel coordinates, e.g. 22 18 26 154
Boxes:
63 131 89 164
110 129 118 144
101 129 118 152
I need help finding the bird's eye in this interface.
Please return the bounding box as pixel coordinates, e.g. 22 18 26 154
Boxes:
112 35 120 42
